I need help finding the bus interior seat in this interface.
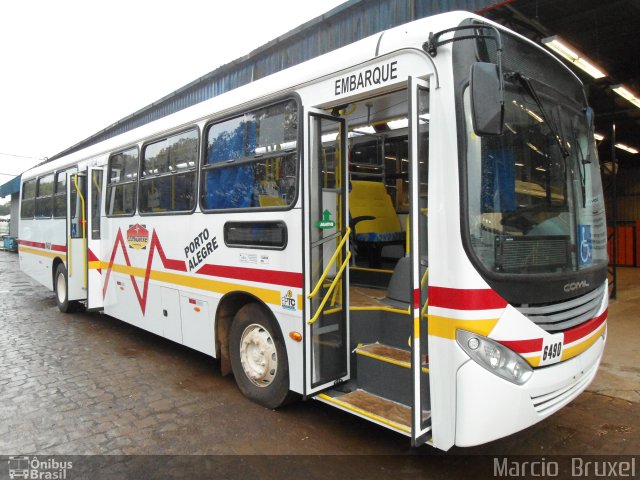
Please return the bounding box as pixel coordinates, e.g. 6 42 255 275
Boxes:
349 180 405 267
258 194 286 207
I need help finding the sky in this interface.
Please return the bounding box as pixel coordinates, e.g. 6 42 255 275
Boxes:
0 0 347 203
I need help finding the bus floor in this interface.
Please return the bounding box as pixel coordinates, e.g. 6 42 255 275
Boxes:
349 285 388 308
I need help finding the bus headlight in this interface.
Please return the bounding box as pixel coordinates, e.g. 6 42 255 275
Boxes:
456 330 533 385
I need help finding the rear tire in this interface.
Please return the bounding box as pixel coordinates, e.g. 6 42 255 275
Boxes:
54 263 80 313
229 303 294 409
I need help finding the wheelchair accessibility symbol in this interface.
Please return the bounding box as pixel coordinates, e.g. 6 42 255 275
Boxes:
578 225 592 266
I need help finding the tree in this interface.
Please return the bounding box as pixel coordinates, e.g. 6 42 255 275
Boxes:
0 201 11 216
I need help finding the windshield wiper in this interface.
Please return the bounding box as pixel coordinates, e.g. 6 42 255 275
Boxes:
507 72 570 159
572 126 589 208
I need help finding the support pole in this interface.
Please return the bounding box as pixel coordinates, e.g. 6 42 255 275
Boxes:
610 123 617 299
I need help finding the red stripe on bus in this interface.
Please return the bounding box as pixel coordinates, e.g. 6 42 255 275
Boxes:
428 286 508 310
196 264 303 288
413 288 421 310
88 248 102 274
88 249 100 262
563 309 608 345
18 239 46 249
498 338 543 354
18 240 66 253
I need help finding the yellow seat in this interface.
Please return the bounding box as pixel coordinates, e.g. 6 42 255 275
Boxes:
258 195 287 207
349 180 405 266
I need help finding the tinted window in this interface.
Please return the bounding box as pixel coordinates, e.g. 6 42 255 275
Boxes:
224 221 288 249
201 100 298 210
139 130 198 214
53 171 67 218
35 174 54 218
21 179 36 219
107 147 138 216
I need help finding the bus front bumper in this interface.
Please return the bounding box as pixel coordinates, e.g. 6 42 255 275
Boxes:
454 330 606 447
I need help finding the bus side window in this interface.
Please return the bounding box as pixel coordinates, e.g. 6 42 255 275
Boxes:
139 130 198 214
20 179 36 219
35 174 54 218
107 148 138 216
201 100 298 211
53 172 67 218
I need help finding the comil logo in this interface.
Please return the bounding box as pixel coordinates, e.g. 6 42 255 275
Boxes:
281 290 296 311
563 280 590 292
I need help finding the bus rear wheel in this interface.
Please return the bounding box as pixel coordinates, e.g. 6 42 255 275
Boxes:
229 303 294 409
54 263 79 313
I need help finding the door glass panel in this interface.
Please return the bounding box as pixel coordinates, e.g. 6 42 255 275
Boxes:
309 114 348 388
91 170 103 240
70 175 86 239
416 85 431 429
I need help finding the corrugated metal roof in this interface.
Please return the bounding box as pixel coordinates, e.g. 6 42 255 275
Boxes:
48 0 498 162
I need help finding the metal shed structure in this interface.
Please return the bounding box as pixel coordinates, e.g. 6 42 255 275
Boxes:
46 0 499 162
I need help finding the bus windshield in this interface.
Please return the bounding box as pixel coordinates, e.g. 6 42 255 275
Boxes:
463 32 607 276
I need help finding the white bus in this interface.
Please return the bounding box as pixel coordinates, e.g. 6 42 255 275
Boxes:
18 11 608 449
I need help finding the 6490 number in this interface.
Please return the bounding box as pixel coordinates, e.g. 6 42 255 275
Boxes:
543 342 562 361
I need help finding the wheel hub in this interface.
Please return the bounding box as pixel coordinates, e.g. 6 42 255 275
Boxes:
56 271 66 304
239 324 277 387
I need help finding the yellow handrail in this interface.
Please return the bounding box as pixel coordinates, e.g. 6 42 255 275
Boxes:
308 251 351 325
73 175 87 288
420 269 429 317
307 227 351 300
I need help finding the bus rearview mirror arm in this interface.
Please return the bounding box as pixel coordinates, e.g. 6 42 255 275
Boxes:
424 23 505 136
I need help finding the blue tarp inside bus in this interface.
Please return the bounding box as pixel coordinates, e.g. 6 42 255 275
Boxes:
481 149 516 213
204 121 257 209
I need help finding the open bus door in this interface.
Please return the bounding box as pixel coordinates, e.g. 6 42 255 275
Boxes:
86 167 104 311
66 172 87 302
409 76 432 446
303 110 350 395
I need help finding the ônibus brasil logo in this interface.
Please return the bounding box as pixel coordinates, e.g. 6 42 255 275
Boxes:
8 456 73 479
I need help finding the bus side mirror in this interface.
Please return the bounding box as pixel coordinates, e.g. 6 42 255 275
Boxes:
470 62 504 136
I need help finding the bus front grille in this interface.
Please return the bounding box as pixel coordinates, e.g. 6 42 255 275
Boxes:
515 283 606 333
530 361 598 414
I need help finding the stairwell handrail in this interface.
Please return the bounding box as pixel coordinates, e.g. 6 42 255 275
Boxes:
307 226 351 300
308 250 351 325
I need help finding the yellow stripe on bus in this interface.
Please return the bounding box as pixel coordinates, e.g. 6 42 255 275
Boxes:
527 356 541 367
561 324 606 362
428 315 499 340
19 246 66 261
105 262 287 308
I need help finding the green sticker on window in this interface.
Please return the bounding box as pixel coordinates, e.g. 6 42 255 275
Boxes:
315 209 336 229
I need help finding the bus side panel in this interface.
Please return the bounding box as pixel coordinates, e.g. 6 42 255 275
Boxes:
18 218 66 292
98 210 305 394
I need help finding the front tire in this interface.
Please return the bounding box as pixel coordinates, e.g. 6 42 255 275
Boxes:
54 263 79 313
229 303 293 409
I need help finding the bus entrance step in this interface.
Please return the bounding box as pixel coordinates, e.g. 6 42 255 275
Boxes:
315 389 411 436
354 343 429 406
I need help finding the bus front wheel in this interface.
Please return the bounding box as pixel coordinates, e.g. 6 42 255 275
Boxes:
229 303 293 409
54 263 79 313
